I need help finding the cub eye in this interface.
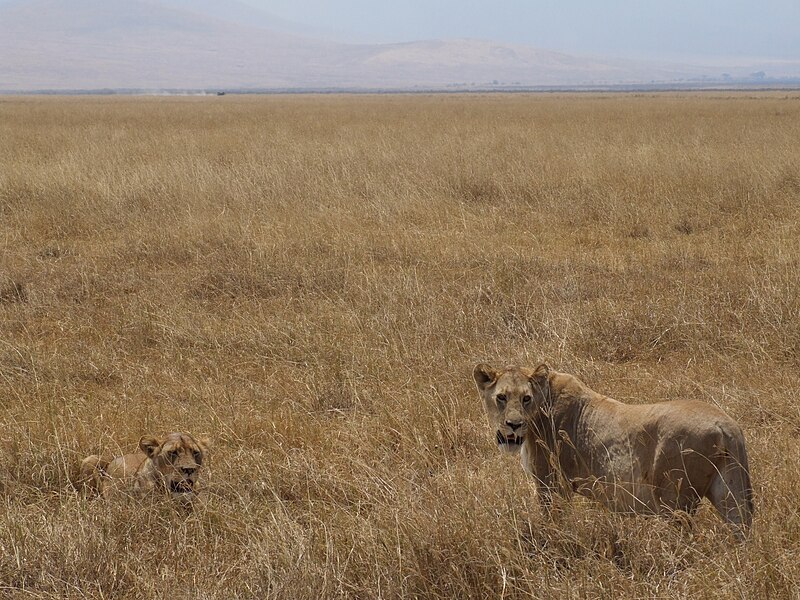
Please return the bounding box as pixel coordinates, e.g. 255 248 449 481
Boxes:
496 394 507 405
522 395 532 405
193 451 202 463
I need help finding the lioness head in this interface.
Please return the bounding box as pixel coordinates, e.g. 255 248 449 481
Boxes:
139 433 209 499
473 363 550 453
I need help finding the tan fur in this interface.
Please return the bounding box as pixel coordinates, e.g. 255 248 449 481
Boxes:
474 363 754 538
79 433 209 501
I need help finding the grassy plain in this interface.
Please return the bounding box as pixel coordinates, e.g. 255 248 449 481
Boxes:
1 92 800 598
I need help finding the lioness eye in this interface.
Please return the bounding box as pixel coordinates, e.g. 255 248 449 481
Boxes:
522 395 532 405
496 394 507 405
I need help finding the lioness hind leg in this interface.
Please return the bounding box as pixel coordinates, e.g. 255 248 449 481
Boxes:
708 465 753 541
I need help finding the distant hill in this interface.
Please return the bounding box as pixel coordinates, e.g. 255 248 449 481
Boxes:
0 0 339 90
0 0 798 91
155 0 334 38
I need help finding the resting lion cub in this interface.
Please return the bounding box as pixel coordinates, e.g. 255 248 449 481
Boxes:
474 363 753 538
80 433 209 500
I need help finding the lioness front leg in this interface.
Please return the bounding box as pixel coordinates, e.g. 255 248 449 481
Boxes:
523 445 562 514
535 478 555 513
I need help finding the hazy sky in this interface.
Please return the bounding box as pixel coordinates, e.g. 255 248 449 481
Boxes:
239 0 800 60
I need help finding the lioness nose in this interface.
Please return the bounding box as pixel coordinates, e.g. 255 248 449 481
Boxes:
506 421 522 431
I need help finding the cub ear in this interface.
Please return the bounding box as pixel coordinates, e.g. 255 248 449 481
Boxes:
531 363 550 382
473 363 499 391
196 437 211 454
139 436 162 459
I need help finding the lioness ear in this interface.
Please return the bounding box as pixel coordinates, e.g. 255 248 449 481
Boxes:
139 436 161 459
531 363 550 382
473 363 499 391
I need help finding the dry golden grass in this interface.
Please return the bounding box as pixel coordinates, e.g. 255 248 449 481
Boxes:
1 92 800 598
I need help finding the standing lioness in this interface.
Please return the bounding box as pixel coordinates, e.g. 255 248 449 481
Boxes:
80 433 208 501
474 363 753 537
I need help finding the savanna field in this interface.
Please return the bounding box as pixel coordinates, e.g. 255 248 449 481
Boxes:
1 93 800 598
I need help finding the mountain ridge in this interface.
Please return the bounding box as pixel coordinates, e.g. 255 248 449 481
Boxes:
1 0 798 91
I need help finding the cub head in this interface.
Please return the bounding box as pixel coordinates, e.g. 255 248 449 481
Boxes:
472 363 550 453
139 433 209 499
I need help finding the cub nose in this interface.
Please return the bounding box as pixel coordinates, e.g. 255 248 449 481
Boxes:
506 421 522 431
